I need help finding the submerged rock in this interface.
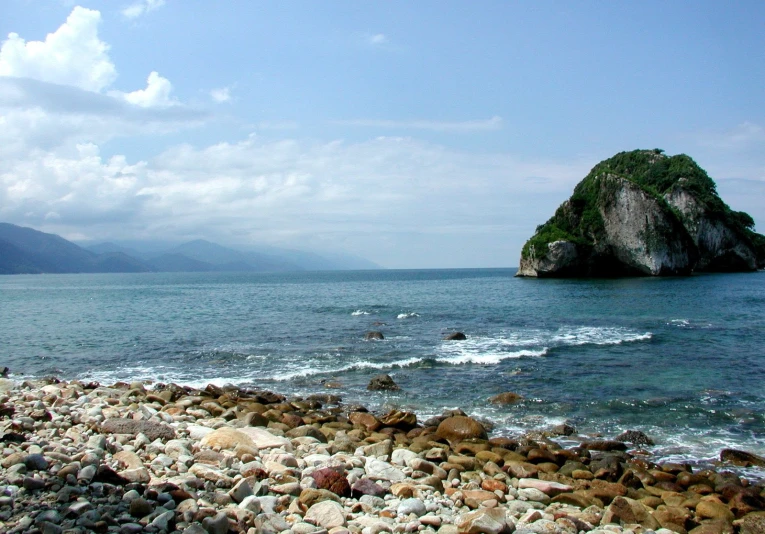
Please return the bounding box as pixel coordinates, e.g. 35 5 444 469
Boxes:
367 374 399 391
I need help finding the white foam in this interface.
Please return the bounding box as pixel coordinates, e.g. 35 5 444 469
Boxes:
551 326 652 346
437 348 547 365
397 312 420 319
267 356 424 381
351 310 371 316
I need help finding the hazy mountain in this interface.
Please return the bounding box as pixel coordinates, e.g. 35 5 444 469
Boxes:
0 222 381 275
0 239 58 274
0 223 151 274
145 253 215 272
168 240 299 272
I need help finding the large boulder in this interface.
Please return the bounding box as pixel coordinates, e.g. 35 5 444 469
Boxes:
435 415 487 443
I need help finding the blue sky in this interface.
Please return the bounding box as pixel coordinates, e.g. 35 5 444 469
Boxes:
1 1 763 268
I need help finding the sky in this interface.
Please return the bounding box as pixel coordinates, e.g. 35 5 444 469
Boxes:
1 1 764 268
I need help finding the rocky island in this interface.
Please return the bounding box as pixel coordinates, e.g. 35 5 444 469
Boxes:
517 150 765 277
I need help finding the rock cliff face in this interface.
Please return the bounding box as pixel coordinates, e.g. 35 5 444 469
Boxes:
517 150 765 277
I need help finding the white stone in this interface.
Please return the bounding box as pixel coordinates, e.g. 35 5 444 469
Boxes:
365 458 406 482
391 448 419 466
305 500 346 529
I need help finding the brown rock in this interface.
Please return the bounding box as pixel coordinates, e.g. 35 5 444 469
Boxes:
365 331 385 341
367 374 398 391
312 467 351 497
200 427 258 451
696 500 735 522
602 495 661 529
481 479 508 493
736 513 765 534
299 488 340 508
720 449 765 467
581 440 628 452
488 392 523 405
689 520 735 534
380 410 417 430
349 412 381 432
435 416 487 443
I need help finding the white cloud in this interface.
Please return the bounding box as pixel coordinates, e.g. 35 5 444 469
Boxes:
122 0 166 20
368 33 388 45
0 6 116 92
0 132 587 266
210 86 231 103
117 71 177 108
0 5 190 118
333 116 504 133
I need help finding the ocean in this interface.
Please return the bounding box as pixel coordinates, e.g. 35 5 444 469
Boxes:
1 268 764 474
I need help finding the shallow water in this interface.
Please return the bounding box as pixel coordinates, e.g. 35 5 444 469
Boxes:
1 268 764 472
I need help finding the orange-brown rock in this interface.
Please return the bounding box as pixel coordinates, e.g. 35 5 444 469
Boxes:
349 411 381 432
481 479 508 493
488 392 523 404
435 416 487 444
380 410 417 430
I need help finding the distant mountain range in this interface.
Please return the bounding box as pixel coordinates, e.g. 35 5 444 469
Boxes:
0 223 380 274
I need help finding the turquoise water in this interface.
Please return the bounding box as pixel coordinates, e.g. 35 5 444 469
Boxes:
1 269 764 470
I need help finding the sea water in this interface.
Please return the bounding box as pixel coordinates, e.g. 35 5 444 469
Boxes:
1 268 764 473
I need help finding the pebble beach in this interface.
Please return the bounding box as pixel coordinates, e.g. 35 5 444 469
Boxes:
1 377 764 534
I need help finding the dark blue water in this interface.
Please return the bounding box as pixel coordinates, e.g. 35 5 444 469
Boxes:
1 269 764 470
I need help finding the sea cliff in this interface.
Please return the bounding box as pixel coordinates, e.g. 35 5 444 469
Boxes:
517 150 765 277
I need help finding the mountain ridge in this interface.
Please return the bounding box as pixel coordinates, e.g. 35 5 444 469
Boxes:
0 222 380 275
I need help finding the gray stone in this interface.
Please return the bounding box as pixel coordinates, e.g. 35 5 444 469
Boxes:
24 453 49 471
202 511 230 534
228 478 253 503
23 477 45 490
77 464 97 482
238 495 262 513
35 510 63 524
397 498 427 517
120 523 144 534
100 418 175 441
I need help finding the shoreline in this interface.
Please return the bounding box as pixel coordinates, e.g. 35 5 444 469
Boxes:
1 377 764 534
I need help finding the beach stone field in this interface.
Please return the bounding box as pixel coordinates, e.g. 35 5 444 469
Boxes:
1 377 765 534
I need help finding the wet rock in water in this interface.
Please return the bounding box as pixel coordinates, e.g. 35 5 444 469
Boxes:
580 439 628 452
488 392 523 405
720 449 765 467
365 331 385 340
443 332 467 340
435 415 488 443
367 374 400 391
99 418 175 441
616 429 655 446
